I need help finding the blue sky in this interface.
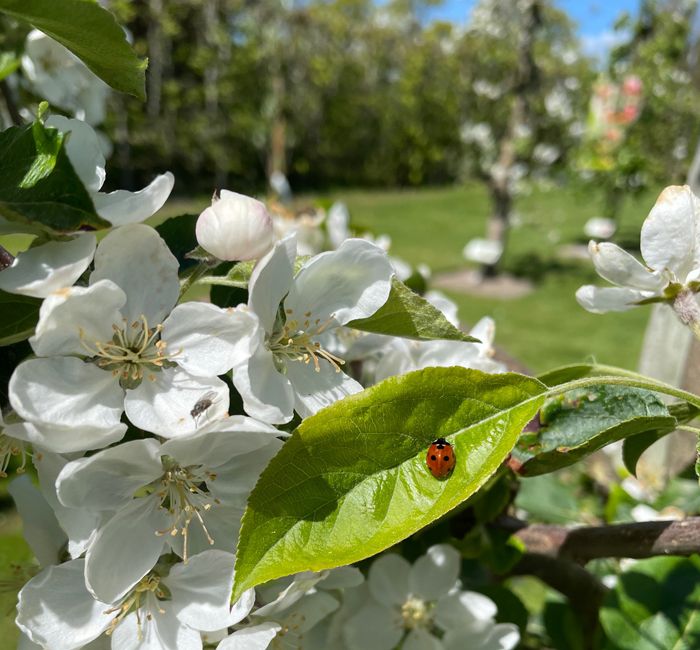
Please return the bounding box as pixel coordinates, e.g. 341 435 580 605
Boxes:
422 0 641 55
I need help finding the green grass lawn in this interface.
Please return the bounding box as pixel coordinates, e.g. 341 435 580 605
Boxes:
319 182 657 373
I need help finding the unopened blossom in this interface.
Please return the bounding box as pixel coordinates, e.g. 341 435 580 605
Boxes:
8 224 257 450
196 190 273 261
374 317 505 383
343 545 519 650
16 551 253 650
576 186 700 322
231 235 393 423
56 417 282 602
46 116 174 226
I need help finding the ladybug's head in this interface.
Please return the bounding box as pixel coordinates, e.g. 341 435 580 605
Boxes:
433 437 448 446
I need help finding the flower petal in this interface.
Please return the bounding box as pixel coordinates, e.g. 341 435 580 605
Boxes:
343 603 402 650
56 439 163 510
285 360 362 417
589 241 664 291
248 235 296 334
92 172 175 226
284 238 393 326
205 442 283 508
196 190 273 262
403 628 442 650
434 591 497 633
368 554 411 606
640 185 699 281
45 116 106 191
166 550 238 632
33 452 100 558
442 623 520 650
9 357 126 451
575 285 651 313
0 234 96 299
217 622 281 650
160 417 281 469
6 420 125 455
29 279 125 357
111 606 201 650
409 544 460 602
9 475 66 567
90 224 179 324
162 302 259 377
125 368 229 437
16 559 112 650
232 346 295 424
85 497 168 603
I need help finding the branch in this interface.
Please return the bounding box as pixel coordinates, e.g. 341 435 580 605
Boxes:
504 516 700 563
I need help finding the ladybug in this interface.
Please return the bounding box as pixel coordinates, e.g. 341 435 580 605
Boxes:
426 438 456 479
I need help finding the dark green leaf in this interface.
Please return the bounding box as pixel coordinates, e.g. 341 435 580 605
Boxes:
155 214 198 270
0 121 107 231
622 402 700 477
511 386 676 476
0 0 146 98
232 367 546 600
347 277 478 343
537 363 644 387
514 474 583 524
600 556 700 650
0 290 40 345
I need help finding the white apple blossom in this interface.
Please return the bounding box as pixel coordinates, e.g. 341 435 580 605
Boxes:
46 116 174 226
22 30 109 125
196 190 273 261
374 317 505 383
16 551 252 650
55 417 283 603
231 235 393 423
343 545 519 650
577 185 700 317
0 411 29 477
8 224 257 449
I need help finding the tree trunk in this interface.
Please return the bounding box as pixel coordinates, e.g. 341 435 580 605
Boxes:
267 71 287 184
480 0 541 276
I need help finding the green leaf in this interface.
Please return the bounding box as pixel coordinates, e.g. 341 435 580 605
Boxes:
0 290 40 345
622 402 700 477
232 367 546 600
600 556 700 650
0 0 146 98
346 277 478 343
0 121 107 232
0 52 19 82
510 386 676 476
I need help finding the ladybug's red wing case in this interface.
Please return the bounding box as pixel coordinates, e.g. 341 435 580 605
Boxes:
426 437 455 479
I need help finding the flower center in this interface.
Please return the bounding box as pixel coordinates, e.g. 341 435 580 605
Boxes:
105 574 167 640
270 611 306 649
269 308 345 373
153 460 219 562
79 315 175 388
401 596 432 630
0 434 28 477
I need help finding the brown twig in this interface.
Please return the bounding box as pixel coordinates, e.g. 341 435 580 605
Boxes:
0 79 21 126
502 516 700 563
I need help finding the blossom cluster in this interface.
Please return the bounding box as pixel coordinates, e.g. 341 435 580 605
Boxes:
1 108 513 648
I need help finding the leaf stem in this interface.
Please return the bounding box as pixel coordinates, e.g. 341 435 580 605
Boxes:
677 424 700 435
178 259 219 298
